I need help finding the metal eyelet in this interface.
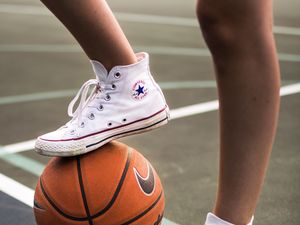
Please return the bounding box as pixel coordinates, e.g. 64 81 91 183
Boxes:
98 104 104 111
88 113 95 120
114 72 121 79
122 118 127 122
80 122 85 128
70 129 75 135
111 84 116 90
107 122 112 127
105 94 111 101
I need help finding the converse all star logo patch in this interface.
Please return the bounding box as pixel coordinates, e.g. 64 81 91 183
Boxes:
132 80 148 100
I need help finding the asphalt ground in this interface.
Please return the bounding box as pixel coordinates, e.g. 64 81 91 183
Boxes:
0 0 299 225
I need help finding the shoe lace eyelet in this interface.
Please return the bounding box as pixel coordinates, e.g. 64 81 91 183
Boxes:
108 122 112 127
80 122 85 128
70 129 75 135
105 94 111 101
122 118 127 122
98 104 104 111
111 84 116 90
114 72 121 79
88 113 95 120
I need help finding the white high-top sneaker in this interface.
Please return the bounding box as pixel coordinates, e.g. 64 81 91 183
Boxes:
35 52 169 156
204 213 254 225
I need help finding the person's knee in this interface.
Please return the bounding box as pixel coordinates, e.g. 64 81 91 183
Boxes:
196 0 272 51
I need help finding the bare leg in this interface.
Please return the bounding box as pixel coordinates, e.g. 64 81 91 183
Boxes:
40 0 137 70
196 0 280 224
35 0 169 158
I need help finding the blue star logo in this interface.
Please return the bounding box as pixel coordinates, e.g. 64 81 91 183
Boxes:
135 85 145 96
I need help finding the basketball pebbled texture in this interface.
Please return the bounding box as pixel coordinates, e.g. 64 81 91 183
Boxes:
34 141 165 225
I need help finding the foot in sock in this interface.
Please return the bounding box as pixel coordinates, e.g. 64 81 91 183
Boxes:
35 52 169 157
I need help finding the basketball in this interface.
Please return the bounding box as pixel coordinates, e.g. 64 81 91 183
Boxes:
33 141 165 225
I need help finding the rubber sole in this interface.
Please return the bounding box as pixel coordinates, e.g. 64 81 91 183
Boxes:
35 107 169 157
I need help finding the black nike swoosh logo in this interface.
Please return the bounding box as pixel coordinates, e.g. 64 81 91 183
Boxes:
133 162 155 196
154 213 164 225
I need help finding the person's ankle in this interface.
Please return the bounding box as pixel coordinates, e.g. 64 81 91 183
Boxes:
204 212 254 225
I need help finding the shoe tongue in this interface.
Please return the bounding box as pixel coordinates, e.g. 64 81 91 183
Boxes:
90 60 108 81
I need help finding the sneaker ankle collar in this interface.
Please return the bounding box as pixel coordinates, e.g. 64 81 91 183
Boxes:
90 52 149 81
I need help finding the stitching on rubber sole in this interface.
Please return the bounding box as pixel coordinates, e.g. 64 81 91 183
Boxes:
41 106 168 142
86 116 168 148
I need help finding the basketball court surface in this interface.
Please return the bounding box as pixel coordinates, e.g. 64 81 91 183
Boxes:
0 0 299 224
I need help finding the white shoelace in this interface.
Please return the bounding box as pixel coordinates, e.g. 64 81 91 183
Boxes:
67 79 99 125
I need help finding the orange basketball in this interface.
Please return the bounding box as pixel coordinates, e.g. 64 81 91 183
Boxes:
34 141 165 225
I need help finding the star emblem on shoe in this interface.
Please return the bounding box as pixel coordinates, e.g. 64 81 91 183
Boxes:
132 80 148 100
136 85 145 96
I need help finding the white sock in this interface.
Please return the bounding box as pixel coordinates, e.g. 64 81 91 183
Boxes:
204 213 254 225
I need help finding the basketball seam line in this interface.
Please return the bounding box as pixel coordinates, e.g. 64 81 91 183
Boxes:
90 148 132 219
120 191 163 225
77 157 94 225
39 178 163 224
86 116 168 148
40 178 89 221
39 148 132 221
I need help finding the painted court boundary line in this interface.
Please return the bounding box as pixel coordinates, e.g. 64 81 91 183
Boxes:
0 173 35 207
0 82 300 155
0 4 300 36
1 82 300 154
0 150 43 176
171 82 300 119
0 80 219 106
0 139 37 155
0 80 299 106
0 44 299 63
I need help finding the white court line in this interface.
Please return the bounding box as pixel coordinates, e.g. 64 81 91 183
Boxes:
170 83 300 119
280 82 300 96
0 81 216 106
0 44 299 63
0 89 76 106
0 80 298 106
170 100 219 120
1 82 300 155
0 4 300 36
0 173 34 207
0 81 218 106
0 139 36 155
